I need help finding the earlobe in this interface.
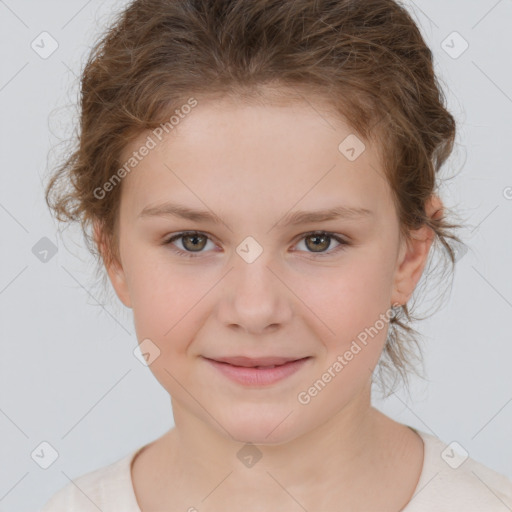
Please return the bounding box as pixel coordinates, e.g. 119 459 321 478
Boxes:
105 259 132 309
391 230 433 305
93 220 132 309
391 195 442 306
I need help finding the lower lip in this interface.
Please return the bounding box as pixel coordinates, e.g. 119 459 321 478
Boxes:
205 357 311 386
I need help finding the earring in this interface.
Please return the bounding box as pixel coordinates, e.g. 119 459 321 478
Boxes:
390 303 401 320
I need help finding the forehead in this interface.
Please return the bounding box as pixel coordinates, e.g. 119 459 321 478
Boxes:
118 95 392 222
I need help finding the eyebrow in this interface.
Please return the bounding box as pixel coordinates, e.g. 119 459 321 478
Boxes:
137 202 373 228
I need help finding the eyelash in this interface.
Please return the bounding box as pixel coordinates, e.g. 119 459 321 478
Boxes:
162 231 350 259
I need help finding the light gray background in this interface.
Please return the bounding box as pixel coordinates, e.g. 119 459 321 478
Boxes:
1 1 511 510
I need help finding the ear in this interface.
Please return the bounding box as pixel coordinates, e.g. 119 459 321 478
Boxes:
391 195 443 306
93 220 132 308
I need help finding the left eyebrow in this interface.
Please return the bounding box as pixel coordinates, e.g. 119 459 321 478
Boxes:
137 202 373 229
279 205 374 226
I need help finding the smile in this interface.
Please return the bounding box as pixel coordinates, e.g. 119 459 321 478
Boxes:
203 356 312 386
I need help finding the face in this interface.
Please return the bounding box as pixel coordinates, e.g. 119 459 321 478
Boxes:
98 93 434 445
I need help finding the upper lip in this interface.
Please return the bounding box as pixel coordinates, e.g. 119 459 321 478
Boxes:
204 356 309 367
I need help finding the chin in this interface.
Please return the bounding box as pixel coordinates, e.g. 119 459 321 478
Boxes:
219 409 300 446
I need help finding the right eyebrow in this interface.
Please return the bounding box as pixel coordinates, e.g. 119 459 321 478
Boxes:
138 203 225 223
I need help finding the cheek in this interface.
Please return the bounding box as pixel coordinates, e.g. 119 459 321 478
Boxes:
296 258 393 384
127 258 219 361
124 254 185 341
300 255 394 332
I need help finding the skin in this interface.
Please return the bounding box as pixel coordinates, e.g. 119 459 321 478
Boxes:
95 92 441 511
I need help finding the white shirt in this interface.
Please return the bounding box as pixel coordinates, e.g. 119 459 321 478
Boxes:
39 427 512 511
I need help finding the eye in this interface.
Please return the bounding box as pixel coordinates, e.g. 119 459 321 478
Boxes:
163 230 349 258
293 231 349 257
163 231 217 258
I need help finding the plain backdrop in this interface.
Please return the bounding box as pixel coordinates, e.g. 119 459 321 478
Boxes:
0 0 511 510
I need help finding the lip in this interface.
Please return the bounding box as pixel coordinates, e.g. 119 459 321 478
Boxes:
208 355 305 367
203 356 312 387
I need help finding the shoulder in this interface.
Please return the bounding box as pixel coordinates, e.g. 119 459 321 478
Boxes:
39 447 143 512
404 428 512 512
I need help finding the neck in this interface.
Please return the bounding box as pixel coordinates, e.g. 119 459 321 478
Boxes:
160 381 399 507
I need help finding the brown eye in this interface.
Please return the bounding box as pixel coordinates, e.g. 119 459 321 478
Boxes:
294 231 348 257
164 230 348 259
304 233 331 252
164 231 215 257
180 233 208 251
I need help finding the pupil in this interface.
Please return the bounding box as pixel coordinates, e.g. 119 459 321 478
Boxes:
308 234 329 252
185 234 205 251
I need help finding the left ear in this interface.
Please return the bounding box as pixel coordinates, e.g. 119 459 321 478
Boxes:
391 195 443 306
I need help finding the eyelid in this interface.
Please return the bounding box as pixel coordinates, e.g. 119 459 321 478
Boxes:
290 230 349 258
163 230 219 257
163 230 350 258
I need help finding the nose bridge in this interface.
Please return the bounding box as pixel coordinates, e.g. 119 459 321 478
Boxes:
231 239 281 302
217 240 292 333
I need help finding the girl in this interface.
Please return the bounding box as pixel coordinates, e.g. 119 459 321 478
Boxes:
41 0 512 510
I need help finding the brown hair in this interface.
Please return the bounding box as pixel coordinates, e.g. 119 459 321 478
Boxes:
44 0 466 396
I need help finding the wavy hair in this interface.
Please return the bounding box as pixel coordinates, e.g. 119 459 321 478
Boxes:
45 0 466 396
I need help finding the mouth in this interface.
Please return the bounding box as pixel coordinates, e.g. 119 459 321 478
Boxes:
202 356 312 386
204 355 310 367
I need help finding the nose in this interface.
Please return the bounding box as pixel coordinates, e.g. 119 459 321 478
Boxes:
216 255 294 335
